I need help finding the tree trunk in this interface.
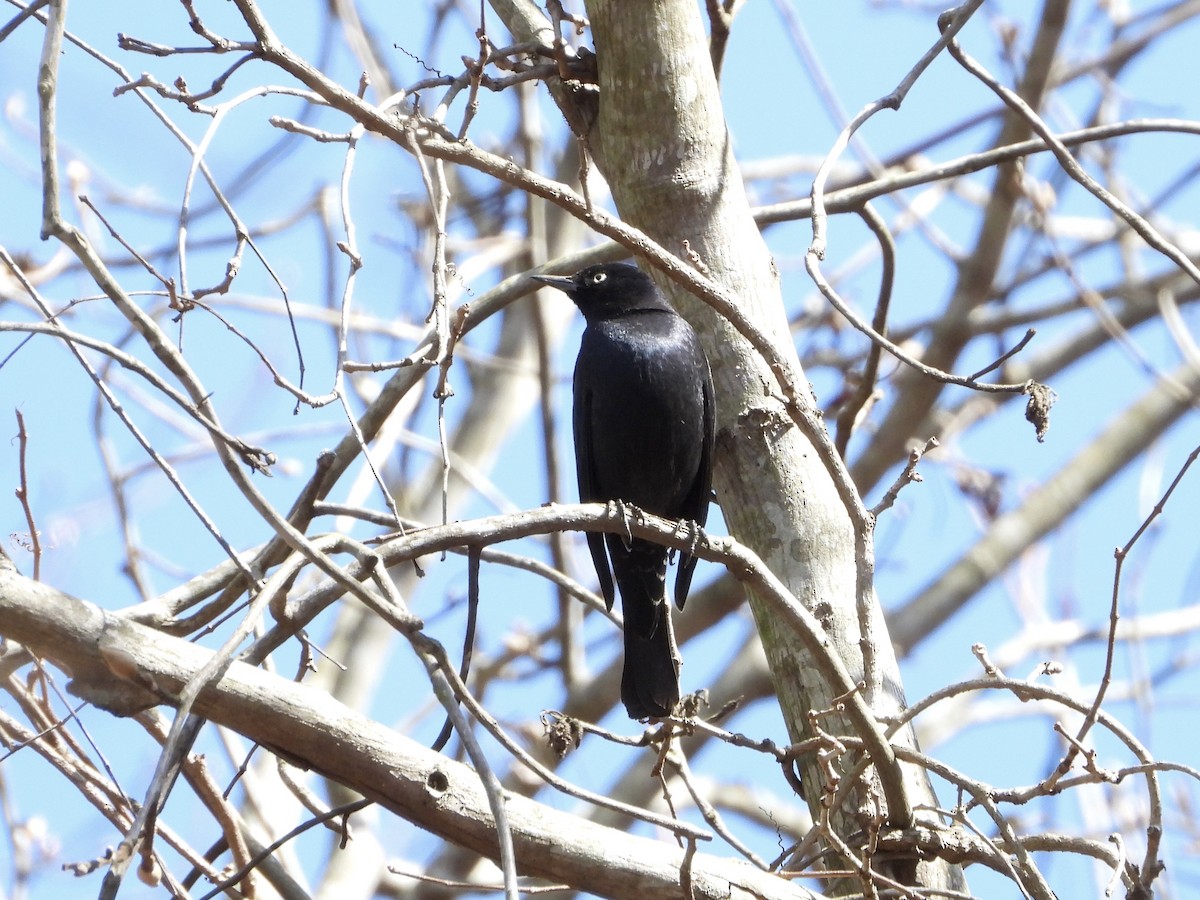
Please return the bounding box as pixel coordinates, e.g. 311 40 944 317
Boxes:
577 1 964 891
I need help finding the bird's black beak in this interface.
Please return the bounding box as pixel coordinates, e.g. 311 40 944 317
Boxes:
530 273 576 291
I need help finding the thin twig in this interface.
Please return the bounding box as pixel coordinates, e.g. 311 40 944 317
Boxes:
422 643 519 900
805 254 1033 395
411 630 711 842
941 14 1200 291
11 410 42 581
870 437 939 519
967 329 1037 381
807 0 986 257
834 203 894 457
196 799 371 900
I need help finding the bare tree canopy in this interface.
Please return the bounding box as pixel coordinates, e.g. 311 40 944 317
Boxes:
2 1 1199 898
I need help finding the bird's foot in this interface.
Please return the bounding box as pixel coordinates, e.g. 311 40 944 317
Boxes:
674 517 706 557
612 498 636 550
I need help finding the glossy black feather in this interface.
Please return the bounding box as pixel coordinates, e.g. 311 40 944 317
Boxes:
533 263 715 719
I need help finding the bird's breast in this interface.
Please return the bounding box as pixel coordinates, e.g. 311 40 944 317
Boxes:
575 316 708 515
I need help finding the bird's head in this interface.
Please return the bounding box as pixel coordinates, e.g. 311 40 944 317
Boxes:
531 262 672 319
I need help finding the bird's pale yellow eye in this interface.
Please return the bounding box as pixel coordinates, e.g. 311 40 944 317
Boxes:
591 272 607 284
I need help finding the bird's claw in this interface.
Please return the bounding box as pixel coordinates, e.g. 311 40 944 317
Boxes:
673 517 705 556
613 497 635 550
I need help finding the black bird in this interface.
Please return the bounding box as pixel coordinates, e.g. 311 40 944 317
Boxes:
533 263 715 719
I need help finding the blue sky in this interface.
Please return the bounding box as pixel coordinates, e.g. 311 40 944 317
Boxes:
3 2 1200 897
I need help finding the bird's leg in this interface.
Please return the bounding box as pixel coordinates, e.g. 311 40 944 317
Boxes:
613 498 635 550
672 516 705 559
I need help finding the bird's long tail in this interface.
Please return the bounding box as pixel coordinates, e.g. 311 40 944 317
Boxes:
608 536 679 719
